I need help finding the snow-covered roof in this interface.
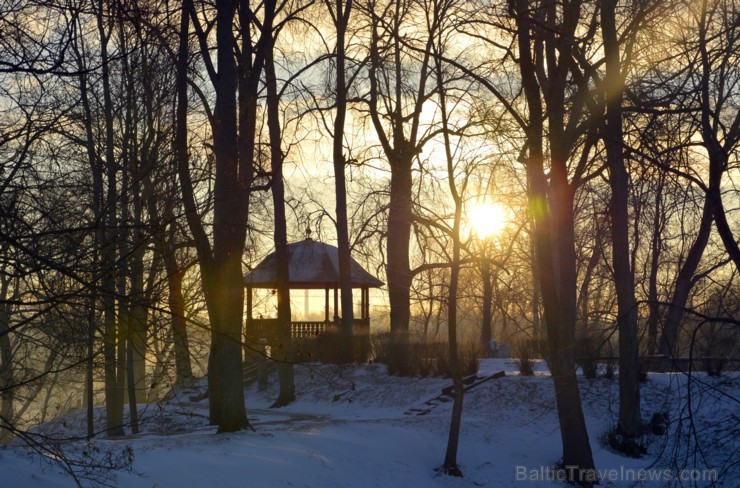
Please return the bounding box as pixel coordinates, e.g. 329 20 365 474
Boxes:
244 238 384 289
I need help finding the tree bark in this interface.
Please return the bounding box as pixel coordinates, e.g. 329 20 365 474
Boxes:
265 13 295 407
96 0 124 437
0 274 15 444
514 0 595 480
646 178 664 356
366 1 433 374
436 46 464 477
480 261 492 352
601 0 641 439
331 0 356 363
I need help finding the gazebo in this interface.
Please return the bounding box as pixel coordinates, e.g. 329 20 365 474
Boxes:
243 236 383 342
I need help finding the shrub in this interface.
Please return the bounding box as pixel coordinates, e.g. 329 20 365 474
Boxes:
368 333 482 378
576 335 600 379
369 332 391 364
513 339 536 376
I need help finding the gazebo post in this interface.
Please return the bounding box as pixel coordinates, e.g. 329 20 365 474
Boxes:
324 287 330 322
244 286 253 361
364 288 369 320
333 287 339 324
246 286 253 321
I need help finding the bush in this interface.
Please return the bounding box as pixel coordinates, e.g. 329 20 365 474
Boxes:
513 339 536 376
576 335 600 379
370 335 481 378
697 323 737 377
369 332 391 364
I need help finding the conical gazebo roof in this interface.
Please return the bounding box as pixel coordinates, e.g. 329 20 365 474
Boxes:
244 238 384 289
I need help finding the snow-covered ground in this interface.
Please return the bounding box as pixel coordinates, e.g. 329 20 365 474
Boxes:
2 359 737 487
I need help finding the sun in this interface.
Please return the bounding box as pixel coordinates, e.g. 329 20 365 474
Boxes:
466 202 508 239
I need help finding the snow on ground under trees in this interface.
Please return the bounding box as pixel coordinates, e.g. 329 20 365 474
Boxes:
2 359 738 487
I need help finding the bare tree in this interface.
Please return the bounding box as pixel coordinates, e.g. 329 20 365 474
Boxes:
511 0 596 479
177 0 266 431
264 0 295 407
361 0 438 374
326 0 356 363
600 0 641 443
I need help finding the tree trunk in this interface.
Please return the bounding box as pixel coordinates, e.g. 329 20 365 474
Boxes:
0 275 14 444
387 157 413 374
659 197 713 356
96 0 124 437
646 178 664 356
659 0 733 358
332 0 355 364
480 261 492 353
166 251 193 383
365 1 433 375
437 51 464 477
601 0 641 440
265 22 295 407
515 0 595 480
208 0 249 432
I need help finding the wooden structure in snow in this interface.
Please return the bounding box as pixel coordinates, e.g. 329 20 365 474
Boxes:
243 236 383 342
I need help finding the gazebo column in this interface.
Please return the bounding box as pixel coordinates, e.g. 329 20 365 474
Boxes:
245 286 253 360
324 287 330 322
333 287 339 324
246 286 253 321
358 287 370 359
359 287 365 321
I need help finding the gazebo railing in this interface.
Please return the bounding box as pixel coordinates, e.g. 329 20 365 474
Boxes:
291 321 332 338
247 318 369 341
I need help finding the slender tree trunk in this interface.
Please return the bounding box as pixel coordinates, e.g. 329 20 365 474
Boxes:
601 0 641 439
436 49 464 476
659 197 713 356
659 0 731 358
694 0 740 273
646 179 664 356
164 240 193 382
96 0 124 437
265 22 295 407
0 275 14 444
74 22 101 438
331 0 356 363
480 261 492 353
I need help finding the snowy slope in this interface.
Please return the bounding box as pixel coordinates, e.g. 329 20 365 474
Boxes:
3 359 737 487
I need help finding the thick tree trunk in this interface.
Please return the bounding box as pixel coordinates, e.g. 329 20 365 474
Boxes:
365 2 433 375
387 157 413 374
515 0 595 481
601 0 641 440
208 0 249 432
166 253 193 383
